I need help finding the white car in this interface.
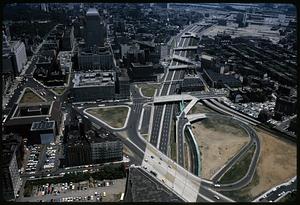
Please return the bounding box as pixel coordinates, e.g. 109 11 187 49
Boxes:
214 195 220 200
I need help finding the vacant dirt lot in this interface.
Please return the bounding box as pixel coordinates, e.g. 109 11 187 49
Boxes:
188 102 217 115
247 128 296 197
191 117 249 179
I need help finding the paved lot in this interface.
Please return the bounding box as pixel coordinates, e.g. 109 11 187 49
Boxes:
17 178 126 202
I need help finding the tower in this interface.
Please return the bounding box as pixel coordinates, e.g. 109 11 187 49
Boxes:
85 8 105 48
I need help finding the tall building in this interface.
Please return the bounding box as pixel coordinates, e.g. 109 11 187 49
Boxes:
86 129 123 164
85 8 105 48
61 26 74 51
2 135 23 201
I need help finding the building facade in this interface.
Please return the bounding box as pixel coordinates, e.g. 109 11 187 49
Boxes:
85 8 105 48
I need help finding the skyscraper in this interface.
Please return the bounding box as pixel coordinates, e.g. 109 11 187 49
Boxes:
85 8 105 48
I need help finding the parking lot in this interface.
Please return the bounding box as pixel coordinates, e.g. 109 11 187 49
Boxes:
17 178 126 202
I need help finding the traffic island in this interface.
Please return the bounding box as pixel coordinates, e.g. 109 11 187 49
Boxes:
86 106 130 129
138 84 160 98
51 87 67 96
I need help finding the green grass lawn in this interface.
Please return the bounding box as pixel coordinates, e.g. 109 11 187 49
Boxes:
220 170 260 202
139 84 160 97
52 87 66 95
19 88 45 103
219 144 256 184
87 106 129 129
169 118 177 161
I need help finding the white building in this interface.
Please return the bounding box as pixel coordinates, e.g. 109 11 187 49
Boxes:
10 41 27 73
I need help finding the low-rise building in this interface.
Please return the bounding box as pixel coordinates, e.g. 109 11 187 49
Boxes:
202 69 241 88
30 120 56 144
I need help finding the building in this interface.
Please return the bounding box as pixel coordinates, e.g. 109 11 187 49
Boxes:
236 12 247 27
115 68 130 99
30 120 56 144
4 94 61 144
10 41 27 73
57 51 72 73
77 46 115 71
128 62 157 82
181 77 204 92
86 129 123 164
2 32 27 75
71 70 116 102
1 135 23 201
274 96 297 116
65 129 92 167
61 26 75 51
202 69 241 88
85 8 105 48
200 54 215 70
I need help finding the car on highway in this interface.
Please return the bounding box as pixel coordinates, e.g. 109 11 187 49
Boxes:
214 195 220 200
214 184 220 187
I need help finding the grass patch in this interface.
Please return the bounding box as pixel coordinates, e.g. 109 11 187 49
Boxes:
19 88 45 103
139 84 160 97
142 134 149 141
87 106 129 129
219 144 256 184
170 118 177 161
52 87 66 95
220 170 260 202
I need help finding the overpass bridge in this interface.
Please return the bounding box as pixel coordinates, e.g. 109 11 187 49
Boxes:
174 46 198 51
172 54 196 65
154 94 222 104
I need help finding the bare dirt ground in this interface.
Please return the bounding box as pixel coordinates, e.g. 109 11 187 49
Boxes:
191 117 249 179
188 102 217 114
247 128 297 198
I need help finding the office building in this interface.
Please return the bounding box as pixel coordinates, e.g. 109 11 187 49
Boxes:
202 69 241 88
65 129 92 167
274 96 297 116
77 46 115 71
2 135 23 201
85 8 105 48
30 120 57 144
128 62 157 82
115 69 130 99
61 26 75 51
87 129 123 164
71 70 116 102
181 77 204 92
200 54 215 70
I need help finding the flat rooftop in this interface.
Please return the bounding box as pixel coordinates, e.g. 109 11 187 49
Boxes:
73 71 115 88
31 120 55 131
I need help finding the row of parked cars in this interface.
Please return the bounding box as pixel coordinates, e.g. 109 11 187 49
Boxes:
25 145 41 174
43 143 57 170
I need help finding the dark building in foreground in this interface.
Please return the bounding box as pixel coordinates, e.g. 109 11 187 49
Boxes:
274 96 297 116
64 114 123 167
124 166 183 202
1 134 23 201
